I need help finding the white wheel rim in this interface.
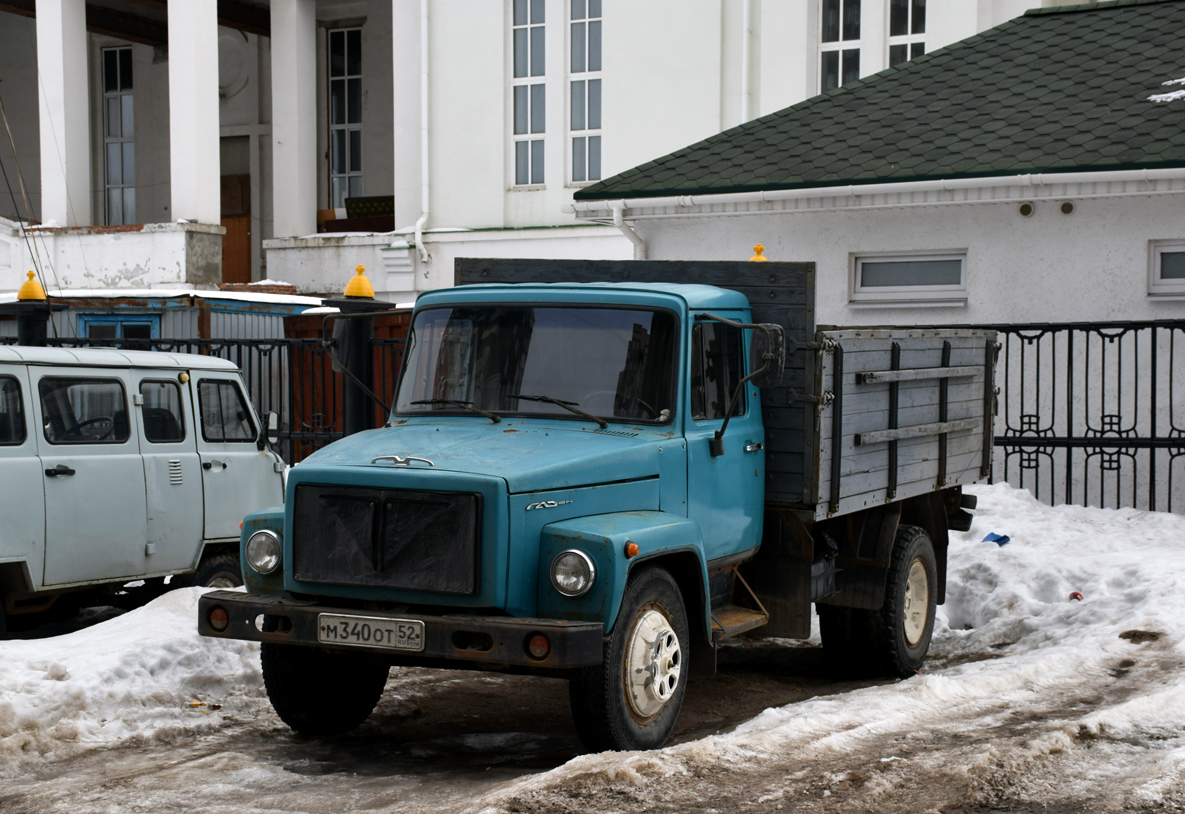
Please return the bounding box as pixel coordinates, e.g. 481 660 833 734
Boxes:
624 608 682 722
903 558 930 647
206 575 238 589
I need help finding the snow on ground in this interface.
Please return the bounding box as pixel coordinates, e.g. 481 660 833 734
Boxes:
0 589 265 770
2 483 1184 811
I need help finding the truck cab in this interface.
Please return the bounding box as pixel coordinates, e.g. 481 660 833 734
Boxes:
200 263 993 752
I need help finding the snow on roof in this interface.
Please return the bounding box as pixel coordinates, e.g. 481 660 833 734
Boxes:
0 287 324 307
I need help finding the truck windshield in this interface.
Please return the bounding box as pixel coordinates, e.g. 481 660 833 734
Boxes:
394 306 677 424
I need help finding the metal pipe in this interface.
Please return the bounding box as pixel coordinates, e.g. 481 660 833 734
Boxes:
610 200 647 260
740 0 752 123
414 0 431 269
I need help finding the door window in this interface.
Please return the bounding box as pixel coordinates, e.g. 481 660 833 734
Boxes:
0 376 26 444
198 380 255 442
140 380 186 443
38 378 130 444
690 322 746 421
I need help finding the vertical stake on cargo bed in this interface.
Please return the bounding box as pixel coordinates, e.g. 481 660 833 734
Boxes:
981 338 996 479
829 343 844 515
887 342 901 501
937 340 952 489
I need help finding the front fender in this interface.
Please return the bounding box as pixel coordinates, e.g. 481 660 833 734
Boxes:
536 511 706 633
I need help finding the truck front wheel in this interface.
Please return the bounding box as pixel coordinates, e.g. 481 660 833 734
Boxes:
260 642 389 736
568 566 689 752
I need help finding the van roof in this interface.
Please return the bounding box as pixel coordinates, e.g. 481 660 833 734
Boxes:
0 345 241 371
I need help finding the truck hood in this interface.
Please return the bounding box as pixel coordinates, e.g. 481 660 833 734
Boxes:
301 421 669 493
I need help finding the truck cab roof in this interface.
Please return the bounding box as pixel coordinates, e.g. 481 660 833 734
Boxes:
417 282 751 312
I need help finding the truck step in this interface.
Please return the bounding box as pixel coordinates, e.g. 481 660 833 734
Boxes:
710 605 769 642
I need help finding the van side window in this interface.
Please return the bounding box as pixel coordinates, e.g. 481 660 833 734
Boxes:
38 378 131 444
0 376 26 445
140 380 186 443
198 380 255 442
690 321 746 421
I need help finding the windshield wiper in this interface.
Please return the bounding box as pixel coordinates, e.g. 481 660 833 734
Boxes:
506 393 609 429
410 399 501 423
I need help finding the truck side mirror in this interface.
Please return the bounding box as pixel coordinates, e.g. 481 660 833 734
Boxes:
261 411 280 448
749 323 786 388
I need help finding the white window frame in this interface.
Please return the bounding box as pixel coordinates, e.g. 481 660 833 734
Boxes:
102 46 135 226
511 0 546 188
328 27 364 209
887 0 926 68
1148 240 1185 297
849 250 968 307
568 0 602 186
819 0 862 93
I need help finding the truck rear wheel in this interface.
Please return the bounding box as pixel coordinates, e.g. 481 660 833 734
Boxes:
871 524 937 677
261 642 389 736
568 566 689 752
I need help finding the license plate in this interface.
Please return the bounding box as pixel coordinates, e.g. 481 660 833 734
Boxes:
317 613 425 652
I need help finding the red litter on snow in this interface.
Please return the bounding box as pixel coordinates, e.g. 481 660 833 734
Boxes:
1069 591 1084 601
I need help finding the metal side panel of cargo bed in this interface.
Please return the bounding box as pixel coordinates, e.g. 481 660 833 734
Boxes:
811 328 998 520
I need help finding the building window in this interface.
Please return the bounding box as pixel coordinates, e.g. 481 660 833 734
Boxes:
102 47 135 225
850 251 967 306
513 0 546 186
1149 240 1185 297
78 314 160 344
888 0 926 67
820 0 860 92
329 27 363 208
570 0 601 184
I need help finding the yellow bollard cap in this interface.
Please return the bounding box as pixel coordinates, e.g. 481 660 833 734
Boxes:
17 271 46 301
749 244 769 262
343 264 375 298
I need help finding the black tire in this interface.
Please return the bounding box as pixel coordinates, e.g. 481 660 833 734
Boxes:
179 553 243 589
261 642 389 736
869 524 937 677
568 566 690 752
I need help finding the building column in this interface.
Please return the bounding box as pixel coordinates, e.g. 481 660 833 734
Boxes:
270 0 318 239
35 0 91 226
168 0 221 224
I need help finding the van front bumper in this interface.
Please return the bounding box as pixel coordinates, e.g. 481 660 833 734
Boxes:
198 590 604 671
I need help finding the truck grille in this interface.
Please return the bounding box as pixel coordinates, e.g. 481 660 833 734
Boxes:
292 485 481 594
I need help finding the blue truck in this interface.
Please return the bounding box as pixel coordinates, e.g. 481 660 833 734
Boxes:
199 259 995 751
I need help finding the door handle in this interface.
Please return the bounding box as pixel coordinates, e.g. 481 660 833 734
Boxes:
45 464 76 477
203 460 228 470
744 442 764 453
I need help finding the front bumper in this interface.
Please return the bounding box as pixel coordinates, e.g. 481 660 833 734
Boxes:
198 591 604 671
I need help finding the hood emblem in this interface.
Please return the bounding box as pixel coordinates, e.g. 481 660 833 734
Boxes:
371 455 435 467
526 499 573 511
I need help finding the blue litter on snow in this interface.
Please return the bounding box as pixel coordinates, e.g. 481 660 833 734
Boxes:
983 532 1011 546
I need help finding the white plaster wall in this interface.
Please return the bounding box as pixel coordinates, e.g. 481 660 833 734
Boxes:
633 194 1185 326
0 14 41 223
265 233 399 295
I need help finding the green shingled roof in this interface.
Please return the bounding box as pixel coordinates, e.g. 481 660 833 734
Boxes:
575 0 1185 202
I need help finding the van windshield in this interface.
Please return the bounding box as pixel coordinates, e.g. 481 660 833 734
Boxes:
394 306 677 424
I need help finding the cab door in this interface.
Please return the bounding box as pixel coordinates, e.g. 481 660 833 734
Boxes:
137 375 204 573
192 374 282 540
33 370 149 585
0 367 47 590
684 314 765 561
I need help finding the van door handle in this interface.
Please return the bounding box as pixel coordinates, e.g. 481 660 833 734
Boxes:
203 460 228 470
744 442 764 453
45 464 76 477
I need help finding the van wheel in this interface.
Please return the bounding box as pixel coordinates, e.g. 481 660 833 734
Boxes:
261 643 389 736
568 566 689 752
182 553 243 589
870 525 937 677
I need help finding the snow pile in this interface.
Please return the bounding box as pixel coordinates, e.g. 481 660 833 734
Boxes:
481 483 1185 811
0 588 263 769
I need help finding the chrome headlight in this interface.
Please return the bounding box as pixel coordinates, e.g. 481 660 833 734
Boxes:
246 529 282 575
551 550 596 597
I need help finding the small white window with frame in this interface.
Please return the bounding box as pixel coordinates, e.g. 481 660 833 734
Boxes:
512 0 546 187
102 47 135 225
1148 240 1185 297
820 0 861 92
888 0 926 68
850 250 967 306
569 0 601 185
328 27 363 209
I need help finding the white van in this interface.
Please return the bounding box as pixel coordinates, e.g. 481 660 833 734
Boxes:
0 345 285 633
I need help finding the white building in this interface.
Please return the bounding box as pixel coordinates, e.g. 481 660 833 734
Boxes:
0 0 1052 306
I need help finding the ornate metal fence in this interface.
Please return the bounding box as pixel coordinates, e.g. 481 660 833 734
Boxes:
988 320 1185 513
